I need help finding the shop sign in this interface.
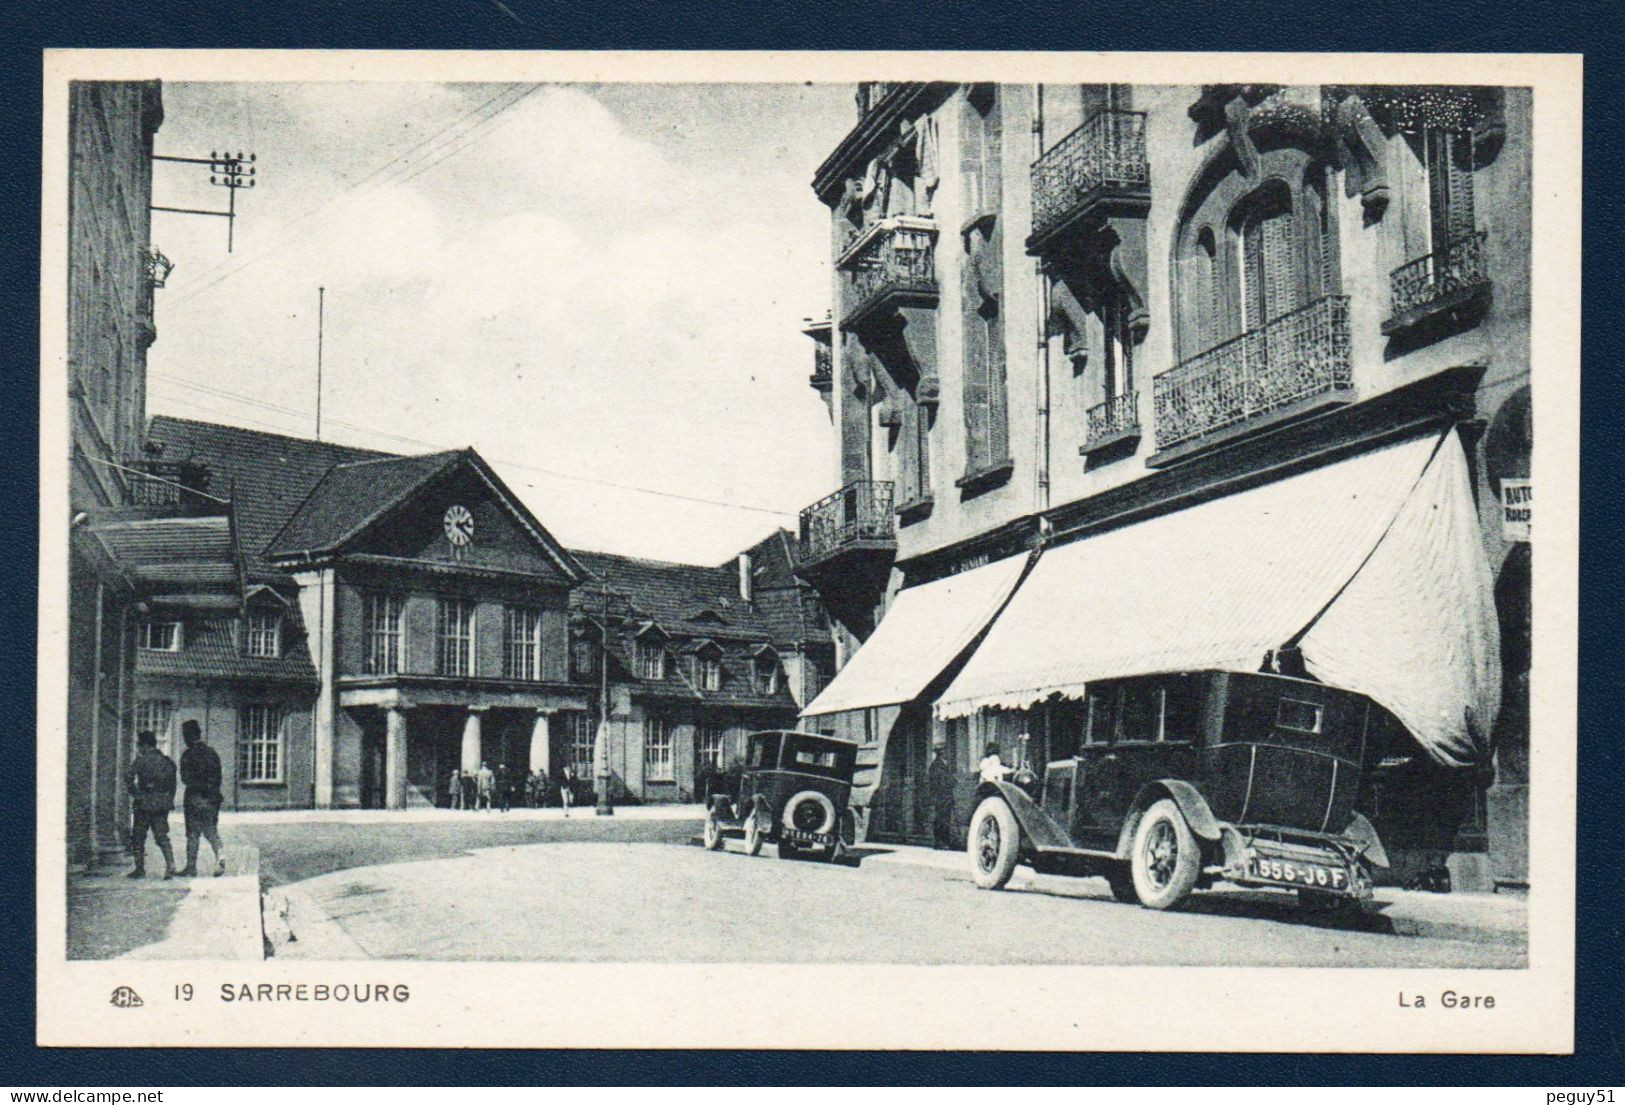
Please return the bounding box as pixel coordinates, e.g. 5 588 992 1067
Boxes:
1501 479 1531 541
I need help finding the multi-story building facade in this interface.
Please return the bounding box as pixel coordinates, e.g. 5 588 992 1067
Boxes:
63 80 241 868
567 535 834 803
797 82 1530 891
133 416 832 809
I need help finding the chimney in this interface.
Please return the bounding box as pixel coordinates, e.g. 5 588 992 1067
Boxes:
738 552 754 604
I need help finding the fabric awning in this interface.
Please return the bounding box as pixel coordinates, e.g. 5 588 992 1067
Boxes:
800 551 1031 717
934 432 1499 767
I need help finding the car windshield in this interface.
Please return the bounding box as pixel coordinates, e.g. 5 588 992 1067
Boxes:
780 735 854 777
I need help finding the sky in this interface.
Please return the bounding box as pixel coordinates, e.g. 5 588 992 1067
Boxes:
145 81 853 564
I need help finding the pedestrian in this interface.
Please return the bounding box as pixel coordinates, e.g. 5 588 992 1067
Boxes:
559 763 575 817
528 769 546 809
928 740 957 850
125 730 177 879
448 767 463 810
476 761 495 812
496 763 512 813
460 769 476 811
978 740 1011 785
176 720 226 878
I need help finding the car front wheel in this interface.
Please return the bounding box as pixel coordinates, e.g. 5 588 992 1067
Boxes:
1129 798 1201 910
743 809 765 856
968 796 1020 890
702 809 724 851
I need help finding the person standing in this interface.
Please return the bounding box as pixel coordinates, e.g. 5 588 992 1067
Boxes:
496 763 512 813
176 720 226 877
126 730 177 879
448 768 464 810
476 761 495 812
928 740 957 850
559 763 575 817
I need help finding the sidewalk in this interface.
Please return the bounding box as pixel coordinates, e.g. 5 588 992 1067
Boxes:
222 803 706 826
67 835 265 961
853 842 1528 946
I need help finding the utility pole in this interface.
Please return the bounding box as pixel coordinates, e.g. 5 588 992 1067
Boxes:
594 570 615 816
150 150 256 253
315 287 325 441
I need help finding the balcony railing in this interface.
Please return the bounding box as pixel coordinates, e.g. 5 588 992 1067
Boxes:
797 481 896 567
1084 391 1141 449
1386 230 1490 332
127 458 214 509
839 217 938 328
1153 295 1352 453
856 82 901 117
1030 110 1149 244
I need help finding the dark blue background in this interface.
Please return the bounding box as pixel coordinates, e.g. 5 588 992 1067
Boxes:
2 0 1617 1085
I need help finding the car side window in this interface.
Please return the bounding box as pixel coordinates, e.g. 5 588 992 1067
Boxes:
1084 685 1116 746
1161 674 1204 743
1119 680 1161 743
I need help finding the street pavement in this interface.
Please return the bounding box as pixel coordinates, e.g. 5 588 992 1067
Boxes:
237 813 1526 968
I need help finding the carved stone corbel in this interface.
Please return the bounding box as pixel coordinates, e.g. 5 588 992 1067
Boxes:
1224 95 1260 180
1334 93 1391 218
1106 218 1150 342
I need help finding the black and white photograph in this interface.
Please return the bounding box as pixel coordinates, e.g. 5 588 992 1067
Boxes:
37 50 1579 1051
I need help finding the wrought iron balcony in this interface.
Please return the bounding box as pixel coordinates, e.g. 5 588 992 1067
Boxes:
1383 230 1490 335
1029 110 1150 250
1152 295 1352 456
856 82 901 117
838 217 938 330
796 480 896 571
1083 391 1141 453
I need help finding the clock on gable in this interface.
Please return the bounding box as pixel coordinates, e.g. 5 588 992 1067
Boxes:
443 504 474 548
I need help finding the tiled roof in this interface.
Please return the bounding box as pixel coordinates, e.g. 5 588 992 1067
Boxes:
136 611 316 685
265 451 464 559
571 549 792 644
146 416 391 581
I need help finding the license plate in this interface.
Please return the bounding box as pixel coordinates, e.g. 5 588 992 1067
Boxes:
784 828 834 846
1249 857 1347 890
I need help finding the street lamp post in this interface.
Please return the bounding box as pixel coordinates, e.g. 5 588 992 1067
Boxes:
594 571 614 817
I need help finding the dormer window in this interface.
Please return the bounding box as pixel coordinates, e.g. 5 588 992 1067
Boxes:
692 644 723 692
138 619 182 652
244 610 281 659
635 637 667 681
753 648 782 696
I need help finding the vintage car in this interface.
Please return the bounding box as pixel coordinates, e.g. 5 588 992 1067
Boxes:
703 730 858 861
968 670 1392 911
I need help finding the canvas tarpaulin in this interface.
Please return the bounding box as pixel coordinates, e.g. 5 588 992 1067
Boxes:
799 551 1030 718
933 432 1499 767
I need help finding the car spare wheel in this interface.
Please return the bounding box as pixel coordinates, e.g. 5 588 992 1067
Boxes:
1129 798 1200 909
702 809 724 851
782 790 837 836
743 809 765 856
968 796 1020 890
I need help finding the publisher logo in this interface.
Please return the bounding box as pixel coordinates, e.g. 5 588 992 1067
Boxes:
110 985 144 1008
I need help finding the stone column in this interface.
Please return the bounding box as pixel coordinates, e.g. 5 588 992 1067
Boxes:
385 706 409 811
461 708 484 774
529 711 551 775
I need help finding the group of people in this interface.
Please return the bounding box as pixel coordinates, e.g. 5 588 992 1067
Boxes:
928 739 1023 850
447 762 580 814
124 719 227 880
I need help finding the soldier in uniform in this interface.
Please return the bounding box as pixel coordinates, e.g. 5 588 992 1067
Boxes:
176 720 226 878
126 730 177 879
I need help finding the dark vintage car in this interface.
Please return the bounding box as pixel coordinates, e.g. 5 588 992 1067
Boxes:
703 730 858 861
968 670 1392 911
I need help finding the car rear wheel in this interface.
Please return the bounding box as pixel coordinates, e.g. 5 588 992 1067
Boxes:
743 808 765 856
968 796 1020 890
702 809 724 851
1130 799 1201 910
